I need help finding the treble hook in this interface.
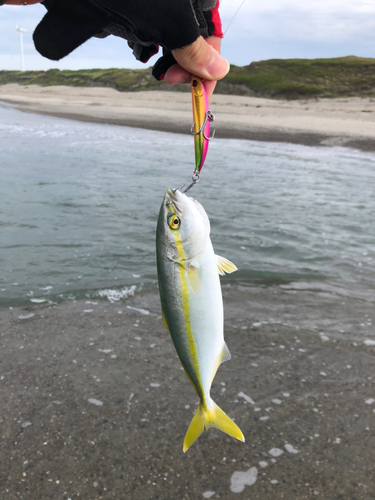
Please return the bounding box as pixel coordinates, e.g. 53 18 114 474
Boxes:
190 110 216 141
182 172 200 194
190 75 215 177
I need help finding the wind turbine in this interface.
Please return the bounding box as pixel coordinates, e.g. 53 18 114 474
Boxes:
16 26 27 71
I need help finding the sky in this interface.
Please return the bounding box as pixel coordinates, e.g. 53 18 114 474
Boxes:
1 0 375 71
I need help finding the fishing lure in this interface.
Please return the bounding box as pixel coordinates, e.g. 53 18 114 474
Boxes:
190 75 215 180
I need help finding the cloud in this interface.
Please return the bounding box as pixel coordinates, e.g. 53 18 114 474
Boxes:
0 4 146 70
1 1 375 70
220 0 375 42
219 0 375 63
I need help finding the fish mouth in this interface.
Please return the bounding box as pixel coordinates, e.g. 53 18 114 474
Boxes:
167 188 178 202
166 188 184 213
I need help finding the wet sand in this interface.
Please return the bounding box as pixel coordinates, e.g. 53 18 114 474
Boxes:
1 84 375 151
1 283 375 499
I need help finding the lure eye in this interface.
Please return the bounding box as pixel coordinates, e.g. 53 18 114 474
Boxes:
168 215 180 230
192 79 198 88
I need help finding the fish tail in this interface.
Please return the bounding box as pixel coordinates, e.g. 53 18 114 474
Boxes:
183 399 245 453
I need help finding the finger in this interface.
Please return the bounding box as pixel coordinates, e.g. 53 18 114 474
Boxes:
164 63 217 101
200 36 220 99
172 35 229 82
164 64 191 85
203 80 217 101
205 35 222 54
166 37 224 100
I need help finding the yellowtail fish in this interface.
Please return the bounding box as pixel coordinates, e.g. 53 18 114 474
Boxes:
156 189 245 452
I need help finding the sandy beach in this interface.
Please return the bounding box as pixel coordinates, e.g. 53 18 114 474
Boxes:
2 83 375 151
1 284 375 499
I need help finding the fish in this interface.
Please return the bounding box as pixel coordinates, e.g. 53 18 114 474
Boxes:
191 76 215 175
156 188 245 452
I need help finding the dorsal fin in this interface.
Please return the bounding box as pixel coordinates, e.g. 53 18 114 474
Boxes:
216 255 238 276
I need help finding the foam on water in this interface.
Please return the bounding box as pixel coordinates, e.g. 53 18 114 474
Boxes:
87 398 103 406
18 313 35 320
127 305 150 315
269 448 284 457
230 467 258 493
94 286 137 303
238 392 255 404
285 444 299 454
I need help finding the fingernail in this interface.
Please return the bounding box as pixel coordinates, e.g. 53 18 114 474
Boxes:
207 53 230 78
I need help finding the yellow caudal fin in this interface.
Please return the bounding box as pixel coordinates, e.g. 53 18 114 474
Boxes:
183 404 205 453
183 400 245 453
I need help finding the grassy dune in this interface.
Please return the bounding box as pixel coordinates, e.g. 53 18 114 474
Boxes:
1 56 375 99
219 56 375 98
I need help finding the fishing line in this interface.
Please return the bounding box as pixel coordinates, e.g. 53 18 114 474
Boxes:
223 0 247 35
18 15 25 28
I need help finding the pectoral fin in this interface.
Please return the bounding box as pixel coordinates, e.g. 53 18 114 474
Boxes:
188 265 201 294
216 255 238 276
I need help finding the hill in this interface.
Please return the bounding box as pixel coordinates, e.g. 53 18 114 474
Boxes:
1 56 375 99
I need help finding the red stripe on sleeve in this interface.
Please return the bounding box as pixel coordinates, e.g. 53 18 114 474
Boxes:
211 0 223 38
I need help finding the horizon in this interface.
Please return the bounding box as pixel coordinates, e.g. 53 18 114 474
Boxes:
1 54 374 73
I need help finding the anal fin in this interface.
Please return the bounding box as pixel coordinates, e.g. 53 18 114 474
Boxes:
220 342 231 365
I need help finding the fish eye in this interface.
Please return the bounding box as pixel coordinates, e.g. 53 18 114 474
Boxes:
168 215 180 230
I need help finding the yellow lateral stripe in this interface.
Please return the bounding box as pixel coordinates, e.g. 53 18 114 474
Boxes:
173 230 202 391
162 303 199 396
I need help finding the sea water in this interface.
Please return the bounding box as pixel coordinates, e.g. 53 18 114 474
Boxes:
0 104 374 309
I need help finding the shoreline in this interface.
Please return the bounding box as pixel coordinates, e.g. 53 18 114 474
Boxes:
2 84 375 151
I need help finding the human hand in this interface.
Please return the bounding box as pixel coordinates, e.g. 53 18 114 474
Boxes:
22 0 227 102
165 35 229 101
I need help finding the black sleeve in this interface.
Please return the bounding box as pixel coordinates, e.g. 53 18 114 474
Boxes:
34 0 217 62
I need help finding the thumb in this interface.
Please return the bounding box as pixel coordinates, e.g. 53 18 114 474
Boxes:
172 36 229 81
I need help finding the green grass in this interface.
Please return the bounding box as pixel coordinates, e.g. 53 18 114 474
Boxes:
2 56 375 99
216 56 375 98
0 67 163 91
